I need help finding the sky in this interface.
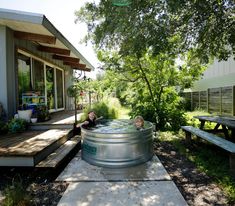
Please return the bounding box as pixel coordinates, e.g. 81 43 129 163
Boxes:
0 0 100 78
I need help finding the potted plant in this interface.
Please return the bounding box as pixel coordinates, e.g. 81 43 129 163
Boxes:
8 118 28 133
37 105 50 122
30 106 38 123
0 120 8 135
17 104 32 123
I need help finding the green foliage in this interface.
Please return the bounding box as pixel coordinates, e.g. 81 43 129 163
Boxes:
8 119 28 133
36 105 50 122
67 82 85 99
76 0 234 62
159 130 235 204
97 51 203 131
2 176 32 206
81 98 121 121
185 110 217 129
75 0 234 129
75 1 233 131
0 120 8 135
18 104 29 110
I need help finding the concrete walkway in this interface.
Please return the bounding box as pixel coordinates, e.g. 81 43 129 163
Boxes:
56 152 188 206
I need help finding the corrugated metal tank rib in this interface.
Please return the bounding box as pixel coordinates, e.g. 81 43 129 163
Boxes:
81 119 154 168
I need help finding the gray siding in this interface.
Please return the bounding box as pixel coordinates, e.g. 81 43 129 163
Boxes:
0 25 75 119
0 26 8 116
192 57 235 91
0 26 15 119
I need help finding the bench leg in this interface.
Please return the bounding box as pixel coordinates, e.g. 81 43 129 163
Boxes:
229 154 235 177
185 131 192 144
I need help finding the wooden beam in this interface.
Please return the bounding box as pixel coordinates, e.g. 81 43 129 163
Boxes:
64 61 86 69
14 31 56 44
53 54 80 63
73 67 91 72
38 45 70 55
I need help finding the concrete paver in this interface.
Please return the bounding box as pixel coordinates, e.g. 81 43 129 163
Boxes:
56 152 188 205
56 152 171 181
57 181 187 206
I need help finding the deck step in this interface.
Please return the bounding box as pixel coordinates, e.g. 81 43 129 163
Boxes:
29 123 74 130
36 136 81 168
0 129 72 167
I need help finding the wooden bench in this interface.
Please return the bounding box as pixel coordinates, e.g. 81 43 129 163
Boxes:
181 126 235 175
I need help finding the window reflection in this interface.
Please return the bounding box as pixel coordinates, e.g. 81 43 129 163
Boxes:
56 69 64 108
46 65 55 110
18 53 31 105
17 51 64 110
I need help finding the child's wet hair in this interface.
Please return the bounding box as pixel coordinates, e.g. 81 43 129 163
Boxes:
134 116 144 122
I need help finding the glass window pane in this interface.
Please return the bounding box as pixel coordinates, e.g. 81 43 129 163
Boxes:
18 53 31 106
32 59 45 105
56 69 64 108
46 65 55 110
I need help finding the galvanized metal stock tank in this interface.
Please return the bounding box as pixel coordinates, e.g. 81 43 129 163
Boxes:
81 119 154 168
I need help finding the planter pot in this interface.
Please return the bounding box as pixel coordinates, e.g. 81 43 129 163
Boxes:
18 109 32 122
31 118 37 123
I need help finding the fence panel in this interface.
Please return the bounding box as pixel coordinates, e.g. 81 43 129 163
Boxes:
183 86 234 116
221 86 233 115
208 88 221 114
192 92 199 110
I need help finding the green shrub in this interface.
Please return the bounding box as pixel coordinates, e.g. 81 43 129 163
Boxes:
81 98 121 121
8 119 28 133
0 120 8 135
159 130 235 204
37 105 50 122
2 177 32 206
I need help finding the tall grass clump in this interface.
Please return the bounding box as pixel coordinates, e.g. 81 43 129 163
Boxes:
81 97 121 121
2 176 32 206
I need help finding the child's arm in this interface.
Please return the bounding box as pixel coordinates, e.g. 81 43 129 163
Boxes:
96 116 103 121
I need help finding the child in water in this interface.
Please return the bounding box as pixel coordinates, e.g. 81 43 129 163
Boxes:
83 110 97 127
82 110 103 128
74 110 102 134
134 116 145 130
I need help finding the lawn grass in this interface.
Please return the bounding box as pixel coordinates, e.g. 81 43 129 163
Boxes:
118 107 131 119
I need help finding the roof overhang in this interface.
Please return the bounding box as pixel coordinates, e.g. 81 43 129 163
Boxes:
0 8 94 71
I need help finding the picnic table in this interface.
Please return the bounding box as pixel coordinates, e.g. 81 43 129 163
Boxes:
194 115 235 140
181 115 235 175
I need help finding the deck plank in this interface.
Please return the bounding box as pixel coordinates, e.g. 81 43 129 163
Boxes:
36 137 81 168
0 129 71 156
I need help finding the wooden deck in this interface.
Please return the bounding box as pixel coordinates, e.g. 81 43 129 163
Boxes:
0 110 83 167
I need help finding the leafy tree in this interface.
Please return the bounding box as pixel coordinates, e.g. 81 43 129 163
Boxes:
76 0 234 61
75 0 230 129
67 79 88 124
98 50 206 130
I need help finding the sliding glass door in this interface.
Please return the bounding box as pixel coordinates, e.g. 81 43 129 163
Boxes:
46 65 55 110
18 53 31 106
17 50 64 111
56 69 64 109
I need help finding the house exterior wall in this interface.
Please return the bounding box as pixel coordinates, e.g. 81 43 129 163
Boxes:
192 57 235 91
14 34 74 112
0 25 16 118
0 25 75 119
183 57 235 116
64 69 74 110
0 26 8 117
